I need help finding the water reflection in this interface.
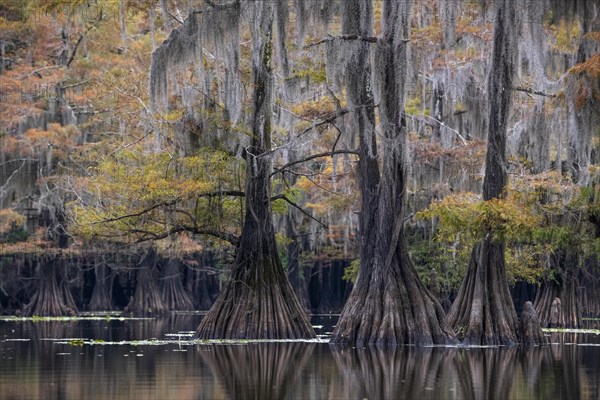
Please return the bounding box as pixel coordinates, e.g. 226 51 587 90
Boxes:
331 346 453 399
199 343 314 399
2 317 600 399
331 344 600 400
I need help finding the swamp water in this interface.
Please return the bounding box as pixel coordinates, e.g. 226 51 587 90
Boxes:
1 314 600 399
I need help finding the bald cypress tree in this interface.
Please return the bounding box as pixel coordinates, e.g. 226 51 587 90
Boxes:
149 1 314 339
446 0 542 345
330 0 456 346
195 2 314 339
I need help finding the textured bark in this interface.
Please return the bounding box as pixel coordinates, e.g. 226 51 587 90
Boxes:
123 249 168 316
88 263 113 311
331 0 456 346
448 239 519 345
160 258 193 311
438 0 457 50
22 255 76 317
534 253 581 329
520 301 545 345
559 263 581 329
195 3 314 339
534 280 561 327
447 0 538 345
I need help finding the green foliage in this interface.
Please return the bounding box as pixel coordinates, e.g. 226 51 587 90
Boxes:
342 259 360 283
68 146 242 243
271 180 305 215
418 167 599 285
0 209 28 244
407 228 467 293
275 231 293 271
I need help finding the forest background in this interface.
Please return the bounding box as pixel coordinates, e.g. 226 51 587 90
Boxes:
0 0 599 336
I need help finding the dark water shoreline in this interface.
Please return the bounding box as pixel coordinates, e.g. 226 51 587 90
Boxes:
1 314 600 399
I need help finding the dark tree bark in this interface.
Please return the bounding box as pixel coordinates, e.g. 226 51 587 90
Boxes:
161 258 193 311
520 301 545 345
533 252 581 328
534 279 561 327
560 257 582 329
195 3 315 339
22 254 76 317
331 0 456 346
88 263 114 311
447 0 538 345
60 258 77 312
123 249 169 316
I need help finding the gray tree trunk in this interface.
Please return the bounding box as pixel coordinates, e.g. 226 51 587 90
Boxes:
331 0 456 346
448 0 543 345
196 2 314 339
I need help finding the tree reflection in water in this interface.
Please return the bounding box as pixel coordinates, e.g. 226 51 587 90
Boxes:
453 347 518 399
330 343 594 400
3 318 600 399
198 342 315 400
331 345 460 399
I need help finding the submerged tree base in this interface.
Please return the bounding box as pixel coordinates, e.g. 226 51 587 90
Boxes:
161 258 194 311
331 246 457 346
23 255 77 317
449 239 520 346
123 250 169 317
195 256 315 340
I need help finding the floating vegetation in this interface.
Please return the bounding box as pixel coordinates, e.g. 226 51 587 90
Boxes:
543 328 600 335
0 315 154 322
54 337 330 347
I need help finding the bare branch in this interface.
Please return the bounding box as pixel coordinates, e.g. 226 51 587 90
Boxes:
91 201 177 225
200 190 245 198
407 113 468 146
67 10 104 68
204 0 239 10
272 195 328 229
513 86 557 98
305 34 379 49
271 150 358 177
295 108 350 139
132 225 239 246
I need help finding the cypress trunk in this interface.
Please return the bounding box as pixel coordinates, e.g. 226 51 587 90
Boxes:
331 0 456 346
123 249 168 316
447 0 543 345
23 254 76 317
534 252 581 328
89 263 113 311
161 258 193 311
195 2 314 339
533 278 561 327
